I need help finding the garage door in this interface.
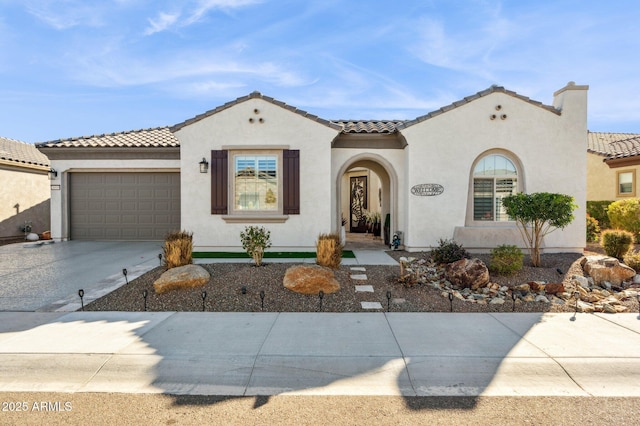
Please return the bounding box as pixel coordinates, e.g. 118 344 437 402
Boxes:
69 172 180 240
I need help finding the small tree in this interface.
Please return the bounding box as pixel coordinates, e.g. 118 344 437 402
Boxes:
240 226 272 266
607 198 640 241
502 192 576 267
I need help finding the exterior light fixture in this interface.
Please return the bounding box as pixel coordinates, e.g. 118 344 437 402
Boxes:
199 157 209 173
48 168 58 180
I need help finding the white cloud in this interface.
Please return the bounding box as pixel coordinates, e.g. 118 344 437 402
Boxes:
24 0 107 29
144 11 180 35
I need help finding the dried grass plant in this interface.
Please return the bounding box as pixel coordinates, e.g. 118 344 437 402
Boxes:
316 232 342 269
163 230 193 269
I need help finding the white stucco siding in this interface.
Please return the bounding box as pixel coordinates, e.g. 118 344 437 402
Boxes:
47 158 180 240
400 89 586 252
176 98 340 251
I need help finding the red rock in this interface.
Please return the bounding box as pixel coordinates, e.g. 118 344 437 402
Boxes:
545 283 565 294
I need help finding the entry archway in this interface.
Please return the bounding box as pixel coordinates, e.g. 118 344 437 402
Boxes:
336 153 398 248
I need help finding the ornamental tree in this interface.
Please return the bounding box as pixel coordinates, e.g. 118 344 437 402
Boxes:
502 192 577 267
240 226 272 267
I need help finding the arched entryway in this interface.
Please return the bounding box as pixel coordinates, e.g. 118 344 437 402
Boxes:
336 154 398 250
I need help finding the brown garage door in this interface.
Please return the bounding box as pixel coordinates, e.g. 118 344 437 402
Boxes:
69 172 180 240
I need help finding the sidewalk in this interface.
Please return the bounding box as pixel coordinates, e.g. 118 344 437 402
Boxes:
0 311 638 397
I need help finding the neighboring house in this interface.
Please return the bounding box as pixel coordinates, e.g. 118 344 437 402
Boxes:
0 136 50 240
37 82 588 253
587 132 640 201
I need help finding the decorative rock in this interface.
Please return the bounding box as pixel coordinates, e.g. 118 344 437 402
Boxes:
583 255 636 286
544 283 565 294
634 274 640 284
535 295 550 303
489 297 505 305
515 283 531 292
572 275 589 288
283 265 340 295
26 233 39 241
153 264 210 294
529 281 543 292
602 303 617 314
445 258 489 290
577 300 595 313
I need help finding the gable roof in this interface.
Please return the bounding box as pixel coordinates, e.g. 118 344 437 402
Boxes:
397 85 560 130
171 91 343 132
588 132 640 160
336 121 403 134
0 136 49 169
36 127 179 149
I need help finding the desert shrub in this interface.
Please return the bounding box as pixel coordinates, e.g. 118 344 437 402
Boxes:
488 245 523 275
607 198 640 241
163 230 193 269
316 233 342 269
431 238 470 265
586 214 600 242
240 226 272 266
623 249 640 273
586 200 613 229
600 229 634 260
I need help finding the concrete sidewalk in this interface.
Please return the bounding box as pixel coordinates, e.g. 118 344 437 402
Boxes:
0 311 638 397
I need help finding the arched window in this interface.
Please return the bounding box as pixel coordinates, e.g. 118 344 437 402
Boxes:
473 154 517 221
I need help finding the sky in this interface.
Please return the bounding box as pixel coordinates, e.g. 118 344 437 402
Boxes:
1 0 640 143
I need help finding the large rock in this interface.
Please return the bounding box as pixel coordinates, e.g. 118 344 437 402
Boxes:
283 265 340 295
583 256 636 286
154 264 210 294
445 258 490 290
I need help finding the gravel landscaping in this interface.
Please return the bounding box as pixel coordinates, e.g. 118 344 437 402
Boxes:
84 248 640 314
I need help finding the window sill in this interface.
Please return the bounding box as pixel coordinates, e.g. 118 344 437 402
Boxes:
222 215 289 223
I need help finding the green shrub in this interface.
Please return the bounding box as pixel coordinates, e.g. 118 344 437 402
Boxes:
163 230 193 269
586 200 613 229
607 198 640 241
316 233 342 269
240 226 272 266
431 238 470 265
489 245 523 275
600 229 634 260
623 249 640 273
586 214 600 242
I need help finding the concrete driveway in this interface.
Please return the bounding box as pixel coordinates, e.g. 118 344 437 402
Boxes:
0 241 162 311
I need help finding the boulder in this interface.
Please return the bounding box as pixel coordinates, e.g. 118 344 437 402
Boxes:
544 283 565 294
583 256 635 286
283 265 340 295
445 258 490 290
154 264 210 294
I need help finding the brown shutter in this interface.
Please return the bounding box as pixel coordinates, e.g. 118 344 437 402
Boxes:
211 150 228 214
283 149 300 214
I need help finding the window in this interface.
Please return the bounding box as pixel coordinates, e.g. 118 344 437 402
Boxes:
473 154 517 221
234 154 278 211
210 149 299 218
617 170 635 196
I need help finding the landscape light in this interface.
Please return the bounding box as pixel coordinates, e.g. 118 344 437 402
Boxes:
142 289 148 311
78 289 84 311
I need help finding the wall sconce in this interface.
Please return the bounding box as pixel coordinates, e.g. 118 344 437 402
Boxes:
48 168 58 180
199 157 209 173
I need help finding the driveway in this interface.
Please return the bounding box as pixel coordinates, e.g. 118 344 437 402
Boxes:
0 241 162 311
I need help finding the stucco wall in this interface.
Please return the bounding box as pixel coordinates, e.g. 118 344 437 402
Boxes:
46 159 180 240
175 98 340 251
0 167 50 238
587 152 640 201
399 86 587 253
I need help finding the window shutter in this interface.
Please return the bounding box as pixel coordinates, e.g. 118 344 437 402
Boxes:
283 149 300 214
211 150 228 214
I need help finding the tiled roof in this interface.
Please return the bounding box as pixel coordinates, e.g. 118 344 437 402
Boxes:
335 121 403 134
36 127 179 149
398 85 560 129
172 91 343 132
588 132 640 159
0 136 49 167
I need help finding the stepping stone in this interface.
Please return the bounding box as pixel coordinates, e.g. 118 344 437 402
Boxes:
350 274 368 280
361 301 383 310
350 267 366 272
355 285 374 292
